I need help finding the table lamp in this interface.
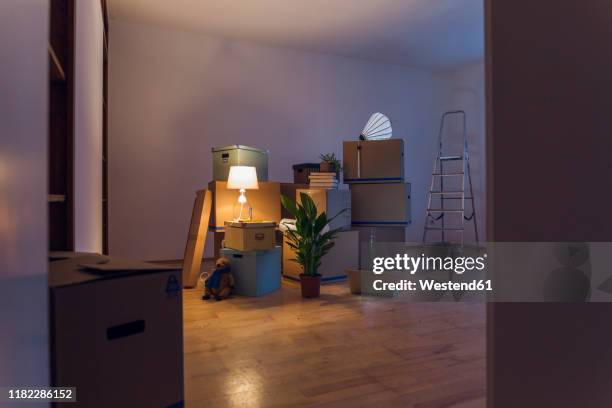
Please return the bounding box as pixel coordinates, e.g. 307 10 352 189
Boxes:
227 166 259 221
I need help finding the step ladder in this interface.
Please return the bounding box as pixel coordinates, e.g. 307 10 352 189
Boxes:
423 111 479 245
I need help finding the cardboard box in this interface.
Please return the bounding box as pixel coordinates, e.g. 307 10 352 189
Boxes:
343 139 404 183
283 230 359 282
182 189 212 288
352 226 406 243
212 144 269 181
214 230 283 258
223 221 276 251
280 182 309 218
350 183 411 226
49 255 183 408
292 163 320 184
221 247 281 296
296 188 351 230
208 181 281 232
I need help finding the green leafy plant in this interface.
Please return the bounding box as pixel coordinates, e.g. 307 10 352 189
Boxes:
281 193 346 277
319 153 343 172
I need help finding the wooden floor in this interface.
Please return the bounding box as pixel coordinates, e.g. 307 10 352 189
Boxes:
183 277 486 408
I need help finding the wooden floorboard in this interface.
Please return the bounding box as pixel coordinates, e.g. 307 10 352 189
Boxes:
183 264 486 407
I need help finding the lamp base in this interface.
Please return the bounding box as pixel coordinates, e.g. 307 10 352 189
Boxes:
233 190 253 221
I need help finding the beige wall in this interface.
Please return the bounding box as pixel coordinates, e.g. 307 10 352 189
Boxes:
108 20 485 260
74 0 104 253
0 0 49 399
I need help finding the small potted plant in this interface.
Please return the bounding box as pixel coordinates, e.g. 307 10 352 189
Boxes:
281 193 346 298
319 153 343 176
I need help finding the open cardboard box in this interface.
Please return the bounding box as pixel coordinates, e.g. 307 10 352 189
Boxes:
208 181 281 232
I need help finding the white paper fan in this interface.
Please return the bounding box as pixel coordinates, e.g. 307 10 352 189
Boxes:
359 112 392 140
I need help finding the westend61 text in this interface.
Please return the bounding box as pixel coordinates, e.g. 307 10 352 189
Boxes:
372 279 493 292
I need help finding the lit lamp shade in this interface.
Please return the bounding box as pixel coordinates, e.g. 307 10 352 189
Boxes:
227 166 259 222
227 166 259 190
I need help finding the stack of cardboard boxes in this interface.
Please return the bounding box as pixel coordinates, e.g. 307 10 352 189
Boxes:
282 187 358 282
343 139 411 244
209 145 282 296
208 144 280 257
221 221 281 297
281 161 360 282
209 145 376 286
208 179 281 257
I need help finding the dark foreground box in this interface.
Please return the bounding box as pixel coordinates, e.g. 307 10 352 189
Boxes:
49 255 183 408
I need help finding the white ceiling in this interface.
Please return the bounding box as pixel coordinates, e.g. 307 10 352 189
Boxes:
108 0 484 71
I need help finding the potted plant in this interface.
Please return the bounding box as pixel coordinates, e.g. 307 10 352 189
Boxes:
319 153 343 176
281 192 346 298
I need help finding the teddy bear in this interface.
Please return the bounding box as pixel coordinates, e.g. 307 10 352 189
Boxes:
202 257 234 301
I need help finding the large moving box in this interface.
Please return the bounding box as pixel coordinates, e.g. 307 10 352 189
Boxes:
350 183 411 226
49 255 183 408
212 144 269 181
208 181 281 232
283 230 359 281
221 247 281 296
296 188 351 230
343 139 404 183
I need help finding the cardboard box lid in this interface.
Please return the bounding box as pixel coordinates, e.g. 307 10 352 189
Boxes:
49 255 181 289
49 251 101 261
211 144 269 154
225 221 276 228
292 163 320 170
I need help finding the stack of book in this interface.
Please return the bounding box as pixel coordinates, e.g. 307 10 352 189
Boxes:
308 172 338 189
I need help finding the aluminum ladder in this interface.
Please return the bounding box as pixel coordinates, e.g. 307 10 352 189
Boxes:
422 110 479 245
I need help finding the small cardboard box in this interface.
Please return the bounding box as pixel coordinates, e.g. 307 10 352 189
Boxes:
208 181 281 232
292 163 320 184
49 255 183 408
296 188 351 231
223 221 276 251
283 230 359 282
350 183 411 226
221 247 281 296
214 230 283 258
343 139 404 183
280 182 309 218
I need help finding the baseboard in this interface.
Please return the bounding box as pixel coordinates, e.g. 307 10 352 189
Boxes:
282 274 347 283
